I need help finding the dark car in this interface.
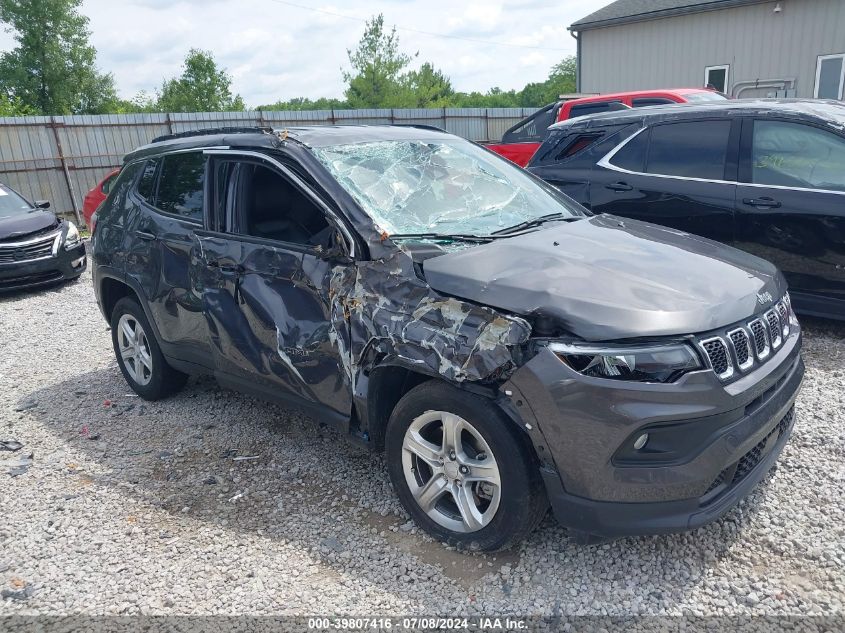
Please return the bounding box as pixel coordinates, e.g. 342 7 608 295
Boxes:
91 125 803 550
0 182 87 292
527 99 845 321
485 88 725 167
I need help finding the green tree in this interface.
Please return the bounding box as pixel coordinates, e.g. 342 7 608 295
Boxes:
0 91 30 115
544 55 577 100
0 0 116 114
156 49 245 113
256 96 349 111
403 62 454 107
343 14 416 108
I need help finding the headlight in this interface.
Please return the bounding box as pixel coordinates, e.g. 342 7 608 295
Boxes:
64 221 81 250
549 341 702 383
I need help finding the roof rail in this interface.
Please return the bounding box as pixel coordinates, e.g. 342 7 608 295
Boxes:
151 126 274 144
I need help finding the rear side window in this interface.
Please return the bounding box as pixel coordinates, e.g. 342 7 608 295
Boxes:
609 129 649 172
646 120 731 179
556 133 605 160
156 152 206 222
101 172 118 194
632 98 675 107
136 159 159 202
569 101 622 118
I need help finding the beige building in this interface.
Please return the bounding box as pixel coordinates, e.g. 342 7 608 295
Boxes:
570 0 845 100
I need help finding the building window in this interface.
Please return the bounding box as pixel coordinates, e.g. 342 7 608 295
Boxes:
705 65 730 94
815 54 845 100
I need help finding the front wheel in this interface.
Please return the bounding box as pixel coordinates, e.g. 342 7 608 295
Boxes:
385 381 547 551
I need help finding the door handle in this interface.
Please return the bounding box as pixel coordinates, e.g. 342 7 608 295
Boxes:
135 230 156 241
742 197 781 209
606 182 633 192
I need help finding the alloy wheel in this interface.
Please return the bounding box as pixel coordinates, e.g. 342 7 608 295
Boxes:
401 410 502 533
116 313 153 386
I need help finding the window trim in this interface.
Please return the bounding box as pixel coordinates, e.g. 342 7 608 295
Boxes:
203 149 357 258
814 53 845 100
738 116 845 196
599 119 737 184
704 64 730 94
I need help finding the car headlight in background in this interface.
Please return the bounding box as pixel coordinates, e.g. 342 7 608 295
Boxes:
64 221 81 250
549 341 702 383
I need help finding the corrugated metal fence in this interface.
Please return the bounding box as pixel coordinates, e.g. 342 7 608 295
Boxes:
0 107 538 224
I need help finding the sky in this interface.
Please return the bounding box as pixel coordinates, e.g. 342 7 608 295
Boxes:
0 0 600 107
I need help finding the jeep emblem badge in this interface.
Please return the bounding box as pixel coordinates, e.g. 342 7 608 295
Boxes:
757 291 773 305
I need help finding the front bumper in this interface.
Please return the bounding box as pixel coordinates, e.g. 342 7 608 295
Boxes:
0 242 87 292
505 323 803 538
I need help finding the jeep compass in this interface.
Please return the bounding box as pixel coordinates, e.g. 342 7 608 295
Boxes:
91 125 803 550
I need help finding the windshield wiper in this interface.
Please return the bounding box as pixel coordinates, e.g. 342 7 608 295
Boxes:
491 212 582 235
389 233 497 243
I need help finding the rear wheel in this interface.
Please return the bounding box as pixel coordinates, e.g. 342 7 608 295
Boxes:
110 297 187 400
385 381 547 551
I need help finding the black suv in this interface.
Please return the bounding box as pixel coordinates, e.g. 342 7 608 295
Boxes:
527 99 845 321
92 125 803 550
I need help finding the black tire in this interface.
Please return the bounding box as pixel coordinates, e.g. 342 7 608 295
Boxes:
110 297 188 400
385 380 547 551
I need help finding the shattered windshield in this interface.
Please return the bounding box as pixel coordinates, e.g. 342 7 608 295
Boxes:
312 138 585 236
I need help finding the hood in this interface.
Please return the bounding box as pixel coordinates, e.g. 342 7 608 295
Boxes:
0 211 59 242
422 215 786 341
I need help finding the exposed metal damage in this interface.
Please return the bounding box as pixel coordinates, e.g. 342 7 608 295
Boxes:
328 252 531 387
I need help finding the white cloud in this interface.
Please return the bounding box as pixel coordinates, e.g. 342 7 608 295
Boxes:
519 51 547 67
0 0 588 106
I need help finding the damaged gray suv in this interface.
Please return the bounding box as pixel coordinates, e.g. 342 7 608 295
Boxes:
91 125 803 550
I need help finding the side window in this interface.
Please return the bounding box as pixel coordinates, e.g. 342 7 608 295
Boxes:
609 128 649 172
503 104 556 143
569 100 622 119
555 133 605 161
136 159 159 202
751 120 845 192
235 163 332 248
646 120 731 179
101 172 118 194
632 98 675 107
156 152 206 222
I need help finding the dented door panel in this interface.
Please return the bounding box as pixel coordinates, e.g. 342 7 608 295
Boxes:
198 233 353 417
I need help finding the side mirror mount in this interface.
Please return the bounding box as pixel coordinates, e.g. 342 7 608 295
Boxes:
35 200 51 209
318 242 353 265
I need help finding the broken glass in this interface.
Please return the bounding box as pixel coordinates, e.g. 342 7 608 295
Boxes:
312 139 584 237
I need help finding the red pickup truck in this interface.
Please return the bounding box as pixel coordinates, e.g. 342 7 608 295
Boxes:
486 88 726 166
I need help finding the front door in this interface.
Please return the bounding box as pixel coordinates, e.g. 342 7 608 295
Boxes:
735 118 845 311
590 119 739 244
197 153 354 421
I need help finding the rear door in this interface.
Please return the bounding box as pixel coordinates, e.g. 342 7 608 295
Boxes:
196 151 355 423
735 117 845 308
125 151 212 368
588 118 739 243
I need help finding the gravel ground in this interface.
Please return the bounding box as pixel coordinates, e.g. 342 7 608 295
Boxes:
1 262 844 621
